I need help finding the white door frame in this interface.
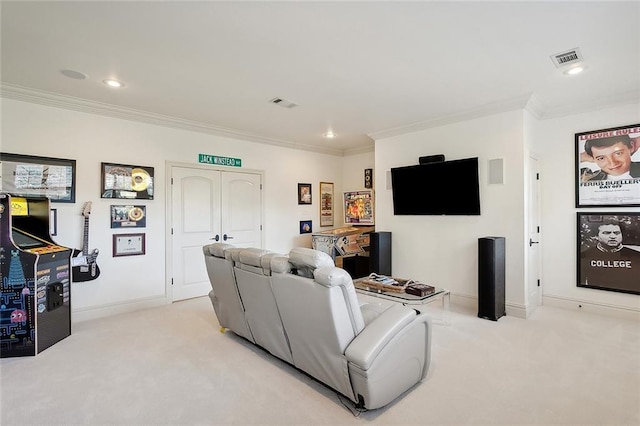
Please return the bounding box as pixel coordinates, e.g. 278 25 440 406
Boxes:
164 161 265 302
526 155 542 315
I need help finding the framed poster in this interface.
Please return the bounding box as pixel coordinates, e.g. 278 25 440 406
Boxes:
344 190 374 225
575 123 640 207
319 182 334 226
577 212 640 295
101 162 154 200
110 205 146 228
0 153 76 203
113 233 146 257
298 183 312 205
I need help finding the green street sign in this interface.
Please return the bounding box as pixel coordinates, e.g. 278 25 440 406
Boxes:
198 154 242 167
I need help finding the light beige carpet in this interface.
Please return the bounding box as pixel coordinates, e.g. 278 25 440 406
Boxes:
1 295 638 425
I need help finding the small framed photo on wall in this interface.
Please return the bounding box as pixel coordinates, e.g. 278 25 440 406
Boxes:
300 220 312 234
298 183 312 205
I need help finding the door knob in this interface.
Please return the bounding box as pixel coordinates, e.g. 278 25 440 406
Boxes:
210 234 220 241
223 234 234 241
529 238 539 247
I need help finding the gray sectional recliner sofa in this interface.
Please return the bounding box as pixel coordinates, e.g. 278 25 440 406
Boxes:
202 242 432 410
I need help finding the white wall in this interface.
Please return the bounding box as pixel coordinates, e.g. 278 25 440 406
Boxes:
535 103 640 313
4 96 637 320
1 99 345 317
374 110 528 313
374 103 640 317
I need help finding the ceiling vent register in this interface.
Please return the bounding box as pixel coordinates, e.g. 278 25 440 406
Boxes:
269 97 297 108
550 48 583 68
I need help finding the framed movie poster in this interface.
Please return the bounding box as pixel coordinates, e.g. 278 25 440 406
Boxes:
575 123 640 207
0 152 76 203
577 212 640 295
101 162 154 200
319 182 334 226
344 190 374 225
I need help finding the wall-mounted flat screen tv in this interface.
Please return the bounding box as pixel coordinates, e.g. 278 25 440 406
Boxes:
391 157 481 215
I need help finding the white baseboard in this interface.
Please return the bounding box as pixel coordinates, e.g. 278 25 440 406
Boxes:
543 294 640 321
451 293 527 319
72 295 169 323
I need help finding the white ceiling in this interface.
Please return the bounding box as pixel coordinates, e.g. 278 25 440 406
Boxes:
1 1 639 155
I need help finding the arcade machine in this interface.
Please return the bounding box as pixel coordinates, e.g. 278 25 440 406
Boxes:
0 193 72 358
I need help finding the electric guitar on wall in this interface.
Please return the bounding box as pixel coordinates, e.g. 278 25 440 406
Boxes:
71 202 101 282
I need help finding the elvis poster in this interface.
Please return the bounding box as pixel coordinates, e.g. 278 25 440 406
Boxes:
575 123 640 207
577 213 640 295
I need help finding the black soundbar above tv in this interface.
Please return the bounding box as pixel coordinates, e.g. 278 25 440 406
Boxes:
390 157 481 215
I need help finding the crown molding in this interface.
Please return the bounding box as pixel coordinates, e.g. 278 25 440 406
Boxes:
539 90 640 120
524 93 545 120
343 144 375 156
0 83 345 157
368 94 533 140
369 90 640 140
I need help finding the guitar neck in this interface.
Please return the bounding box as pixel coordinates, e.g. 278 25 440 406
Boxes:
83 216 90 255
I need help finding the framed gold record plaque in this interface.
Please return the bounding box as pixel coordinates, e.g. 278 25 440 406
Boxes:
101 162 154 199
110 205 146 228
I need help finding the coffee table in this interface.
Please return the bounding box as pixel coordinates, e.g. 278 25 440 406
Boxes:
353 277 450 325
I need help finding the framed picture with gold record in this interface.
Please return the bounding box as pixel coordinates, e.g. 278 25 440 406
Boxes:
101 162 154 200
110 205 146 228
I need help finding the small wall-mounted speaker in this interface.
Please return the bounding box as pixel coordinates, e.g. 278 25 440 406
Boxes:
419 154 445 164
386 170 392 190
364 168 373 188
488 158 504 184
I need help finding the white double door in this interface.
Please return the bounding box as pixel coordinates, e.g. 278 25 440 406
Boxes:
170 164 263 301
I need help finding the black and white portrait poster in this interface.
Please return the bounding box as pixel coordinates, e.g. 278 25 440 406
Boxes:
577 213 640 295
575 123 640 207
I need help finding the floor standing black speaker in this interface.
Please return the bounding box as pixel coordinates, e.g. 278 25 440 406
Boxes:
369 231 392 276
478 236 505 321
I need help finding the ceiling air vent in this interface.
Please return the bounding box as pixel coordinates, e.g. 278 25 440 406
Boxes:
550 48 583 69
269 97 297 108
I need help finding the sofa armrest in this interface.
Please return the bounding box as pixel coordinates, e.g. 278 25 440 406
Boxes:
345 304 419 370
344 304 431 409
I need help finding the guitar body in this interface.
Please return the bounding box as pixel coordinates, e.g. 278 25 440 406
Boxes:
71 202 100 283
71 248 101 282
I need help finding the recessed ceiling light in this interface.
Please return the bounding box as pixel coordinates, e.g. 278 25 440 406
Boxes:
323 131 336 139
564 66 585 75
60 69 88 80
103 79 125 88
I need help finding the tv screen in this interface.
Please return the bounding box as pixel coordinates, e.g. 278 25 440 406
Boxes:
391 157 481 215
